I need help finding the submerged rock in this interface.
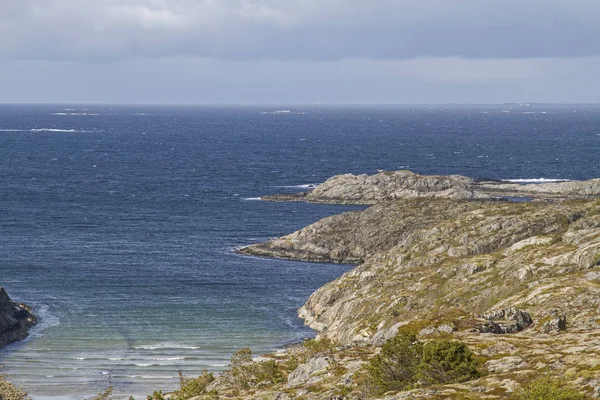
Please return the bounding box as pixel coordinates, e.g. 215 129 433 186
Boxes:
0 287 37 348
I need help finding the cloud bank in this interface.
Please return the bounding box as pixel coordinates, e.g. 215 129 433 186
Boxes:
2 0 600 61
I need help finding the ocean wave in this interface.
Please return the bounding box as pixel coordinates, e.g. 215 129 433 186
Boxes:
28 304 60 339
51 113 100 116
503 178 571 183
0 128 91 133
274 184 318 189
243 197 262 201
123 375 176 380
133 343 200 350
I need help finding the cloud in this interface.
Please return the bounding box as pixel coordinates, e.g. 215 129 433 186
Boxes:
1 0 600 61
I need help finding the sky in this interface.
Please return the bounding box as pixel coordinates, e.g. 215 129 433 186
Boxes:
1 0 600 104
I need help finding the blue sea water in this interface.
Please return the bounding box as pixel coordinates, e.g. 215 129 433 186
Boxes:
0 104 599 398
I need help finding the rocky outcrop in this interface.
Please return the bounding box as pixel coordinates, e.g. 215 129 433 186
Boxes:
261 170 600 204
0 287 36 348
223 171 600 399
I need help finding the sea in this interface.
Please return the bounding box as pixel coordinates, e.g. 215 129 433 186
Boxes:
0 104 599 399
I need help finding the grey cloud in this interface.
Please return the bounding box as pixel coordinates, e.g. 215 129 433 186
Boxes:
1 0 600 61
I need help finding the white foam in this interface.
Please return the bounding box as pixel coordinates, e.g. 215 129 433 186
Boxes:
124 375 175 379
28 304 60 339
51 113 100 116
274 184 318 189
31 128 80 132
503 178 571 183
243 197 262 201
134 343 200 350
0 128 91 133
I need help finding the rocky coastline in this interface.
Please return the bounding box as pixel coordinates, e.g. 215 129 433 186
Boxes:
0 287 36 348
222 170 600 399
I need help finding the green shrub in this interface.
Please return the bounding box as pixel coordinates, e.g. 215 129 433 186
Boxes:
170 370 215 400
303 338 335 354
365 330 424 393
510 376 590 400
363 331 481 395
228 348 284 389
417 340 481 384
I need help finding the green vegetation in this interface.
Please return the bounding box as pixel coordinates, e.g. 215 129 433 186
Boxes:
418 340 481 385
510 376 590 400
228 348 285 389
147 371 215 400
0 375 29 400
362 331 482 396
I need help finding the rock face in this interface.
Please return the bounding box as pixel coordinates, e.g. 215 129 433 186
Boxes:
295 198 600 345
0 287 37 348
261 170 600 204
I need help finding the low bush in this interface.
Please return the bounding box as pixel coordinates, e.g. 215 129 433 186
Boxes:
366 330 423 393
171 371 216 400
418 340 480 384
362 330 482 395
228 348 284 389
510 376 590 400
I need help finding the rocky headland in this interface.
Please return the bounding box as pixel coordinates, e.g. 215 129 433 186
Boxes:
261 170 600 204
0 287 36 348
219 171 600 399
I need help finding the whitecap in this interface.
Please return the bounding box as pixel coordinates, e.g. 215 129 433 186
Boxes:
31 128 80 133
243 197 262 201
274 184 318 189
503 178 571 183
28 304 60 339
133 343 200 350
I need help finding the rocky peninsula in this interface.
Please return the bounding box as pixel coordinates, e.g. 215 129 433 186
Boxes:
221 171 600 399
261 170 600 203
0 287 36 348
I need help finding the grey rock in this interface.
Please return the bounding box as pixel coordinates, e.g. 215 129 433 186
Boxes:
485 356 527 373
542 316 567 333
287 356 330 387
478 308 533 334
372 322 408 346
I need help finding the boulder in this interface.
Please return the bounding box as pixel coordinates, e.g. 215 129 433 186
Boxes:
287 357 330 387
